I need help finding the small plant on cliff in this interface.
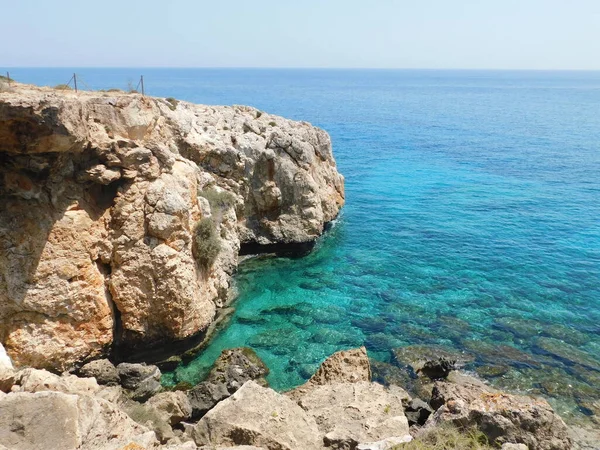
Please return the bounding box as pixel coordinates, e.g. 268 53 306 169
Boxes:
393 424 493 450
192 217 221 269
165 97 179 111
54 84 72 90
199 188 236 212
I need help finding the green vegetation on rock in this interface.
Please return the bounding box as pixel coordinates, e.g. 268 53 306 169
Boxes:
395 424 493 450
192 217 221 270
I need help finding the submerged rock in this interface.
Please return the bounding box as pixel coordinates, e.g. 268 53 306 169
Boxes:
535 337 600 371
392 345 471 378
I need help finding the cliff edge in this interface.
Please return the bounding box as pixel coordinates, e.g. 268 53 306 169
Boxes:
0 84 345 371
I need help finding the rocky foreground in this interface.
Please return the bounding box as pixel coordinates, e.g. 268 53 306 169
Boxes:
0 345 585 450
0 84 344 371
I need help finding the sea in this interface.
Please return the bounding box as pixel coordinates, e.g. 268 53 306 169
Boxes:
8 68 600 423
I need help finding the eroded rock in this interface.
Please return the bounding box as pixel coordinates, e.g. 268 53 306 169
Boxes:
426 373 572 450
189 380 322 450
0 84 345 372
297 382 411 449
0 391 158 450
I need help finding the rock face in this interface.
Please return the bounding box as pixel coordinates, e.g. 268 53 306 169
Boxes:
190 380 322 450
426 372 572 450
308 346 371 385
297 382 411 449
287 346 371 401
285 347 412 449
0 391 157 450
0 84 344 371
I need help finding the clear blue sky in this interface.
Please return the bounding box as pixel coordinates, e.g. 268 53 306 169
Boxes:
3 0 600 69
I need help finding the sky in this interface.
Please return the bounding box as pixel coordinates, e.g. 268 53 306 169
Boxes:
2 0 600 70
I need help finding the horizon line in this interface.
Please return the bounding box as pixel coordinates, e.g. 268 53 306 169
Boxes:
4 66 600 72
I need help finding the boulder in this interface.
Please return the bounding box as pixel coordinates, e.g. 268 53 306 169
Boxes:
198 447 265 450
189 381 321 450
404 398 433 426
502 444 529 450
0 344 15 393
79 359 120 385
117 362 162 401
11 368 100 396
429 371 494 410
187 380 230 420
418 357 455 379
146 390 192 426
287 347 371 400
426 373 572 450
206 347 269 393
308 346 371 385
123 400 176 444
0 391 158 450
295 381 411 449
186 347 269 420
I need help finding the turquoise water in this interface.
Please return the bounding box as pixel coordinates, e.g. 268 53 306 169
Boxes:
10 69 600 421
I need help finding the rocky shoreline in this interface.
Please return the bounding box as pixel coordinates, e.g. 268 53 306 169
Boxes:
1 84 598 450
2 345 594 449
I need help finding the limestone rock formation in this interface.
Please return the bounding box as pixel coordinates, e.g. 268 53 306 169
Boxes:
426 372 572 450
287 346 371 401
189 380 322 450
296 382 411 449
0 391 158 450
0 84 344 371
284 347 412 448
308 346 371 385
146 391 192 426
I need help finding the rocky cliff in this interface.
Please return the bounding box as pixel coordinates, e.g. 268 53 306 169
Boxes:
0 84 344 371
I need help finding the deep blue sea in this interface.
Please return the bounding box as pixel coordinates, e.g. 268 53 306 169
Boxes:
8 68 600 422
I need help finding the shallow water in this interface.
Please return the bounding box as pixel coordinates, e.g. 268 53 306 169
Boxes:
12 68 600 421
